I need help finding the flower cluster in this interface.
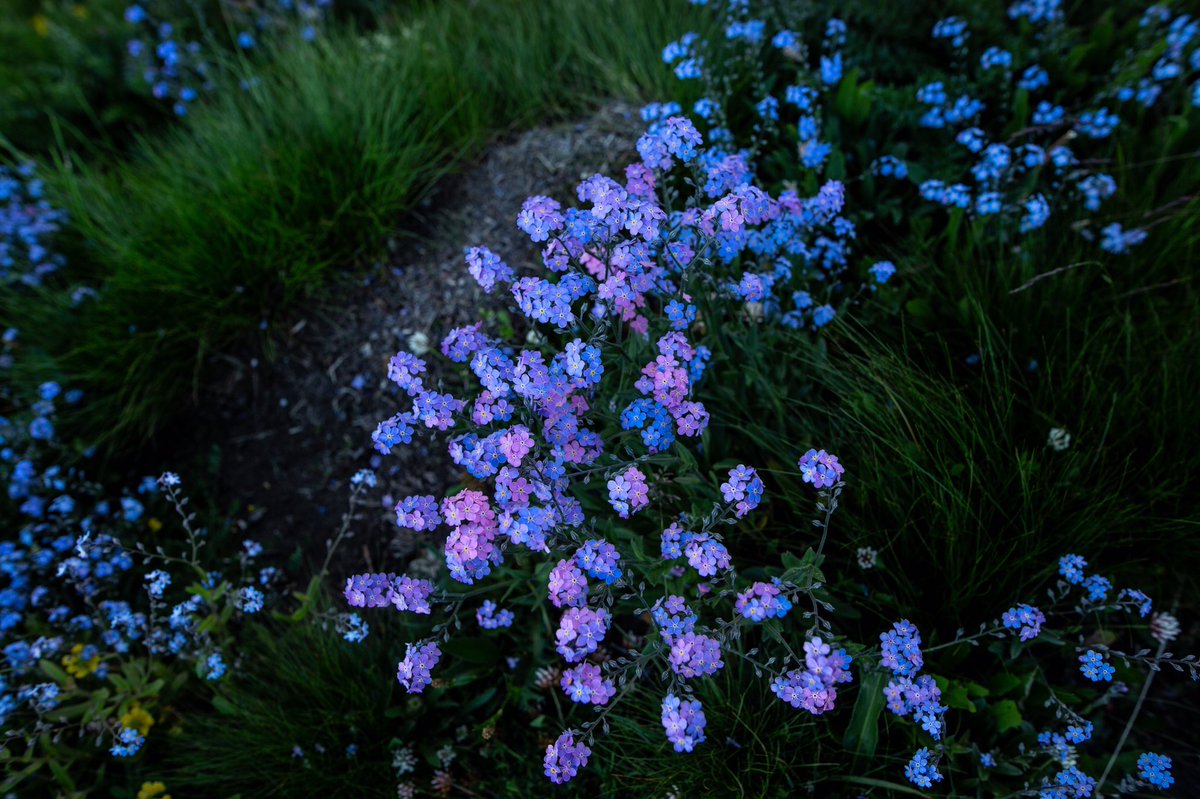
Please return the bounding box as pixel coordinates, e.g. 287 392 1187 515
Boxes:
663 1 1198 273
543 731 591 785
476 600 514 629
661 693 707 752
719 465 764 518
396 642 442 693
734 581 792 622
123 0 333 117
344 573 434 614
1002 603 1046 641
905 747 943 789
797 449 843 489
769 637 852 715
1 164 66 288
336 7 1199 786
1137 752 1174 789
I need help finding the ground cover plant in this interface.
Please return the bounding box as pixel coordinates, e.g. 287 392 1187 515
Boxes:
1 0 1198 796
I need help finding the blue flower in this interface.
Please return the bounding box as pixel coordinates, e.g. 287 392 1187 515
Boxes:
869 261 896 284
1078 650 1114 682
1138 752 1174 789
110 725 144 757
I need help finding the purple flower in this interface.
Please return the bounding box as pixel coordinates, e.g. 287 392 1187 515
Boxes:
394 495 442 531
651 595 697 641
517 195 564 242
390 575 434 614
386 351 427 394
798 449 844 488
548 559 589 608
498 425 535 467
771 637 852 714
684 534 731 577
735 581 792 622
556 607 610 663
560 663 615 705
441 323 489 362
661 693 707 752
464 246 514 293
343 572 393 608
660 117 703 162
668 632 723 679
396 641 441 693
719 464 764 517
543 730 590 784
607 466 649 518
575 540 623 584
344 573 433 614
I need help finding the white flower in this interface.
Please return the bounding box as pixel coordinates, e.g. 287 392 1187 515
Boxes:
1048 427 1071 451
392 745 417 776
406 331 431 356
436 743 457 768
856 547 878 569
1150 612 1181 644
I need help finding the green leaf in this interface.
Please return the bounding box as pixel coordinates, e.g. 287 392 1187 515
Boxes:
942 681 975 713
905 298 935 327
38 659 71 686
780 551 805 571
990 699 1023 733
988 672 1026 697
212 695 239 716
843 670 885 758
47 757 76 791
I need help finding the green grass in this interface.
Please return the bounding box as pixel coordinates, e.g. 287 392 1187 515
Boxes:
694 109 1200 629
5 0 707 452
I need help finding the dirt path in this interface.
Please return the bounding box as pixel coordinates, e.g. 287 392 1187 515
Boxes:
197 101 643 579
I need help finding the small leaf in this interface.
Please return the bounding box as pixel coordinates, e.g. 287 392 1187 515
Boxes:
990 699 1023 733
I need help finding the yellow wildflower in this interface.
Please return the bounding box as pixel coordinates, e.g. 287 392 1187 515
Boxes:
61 643 100 678
120 703 155 737
137 782 171 799
32 15 49 36
148 517 163 533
